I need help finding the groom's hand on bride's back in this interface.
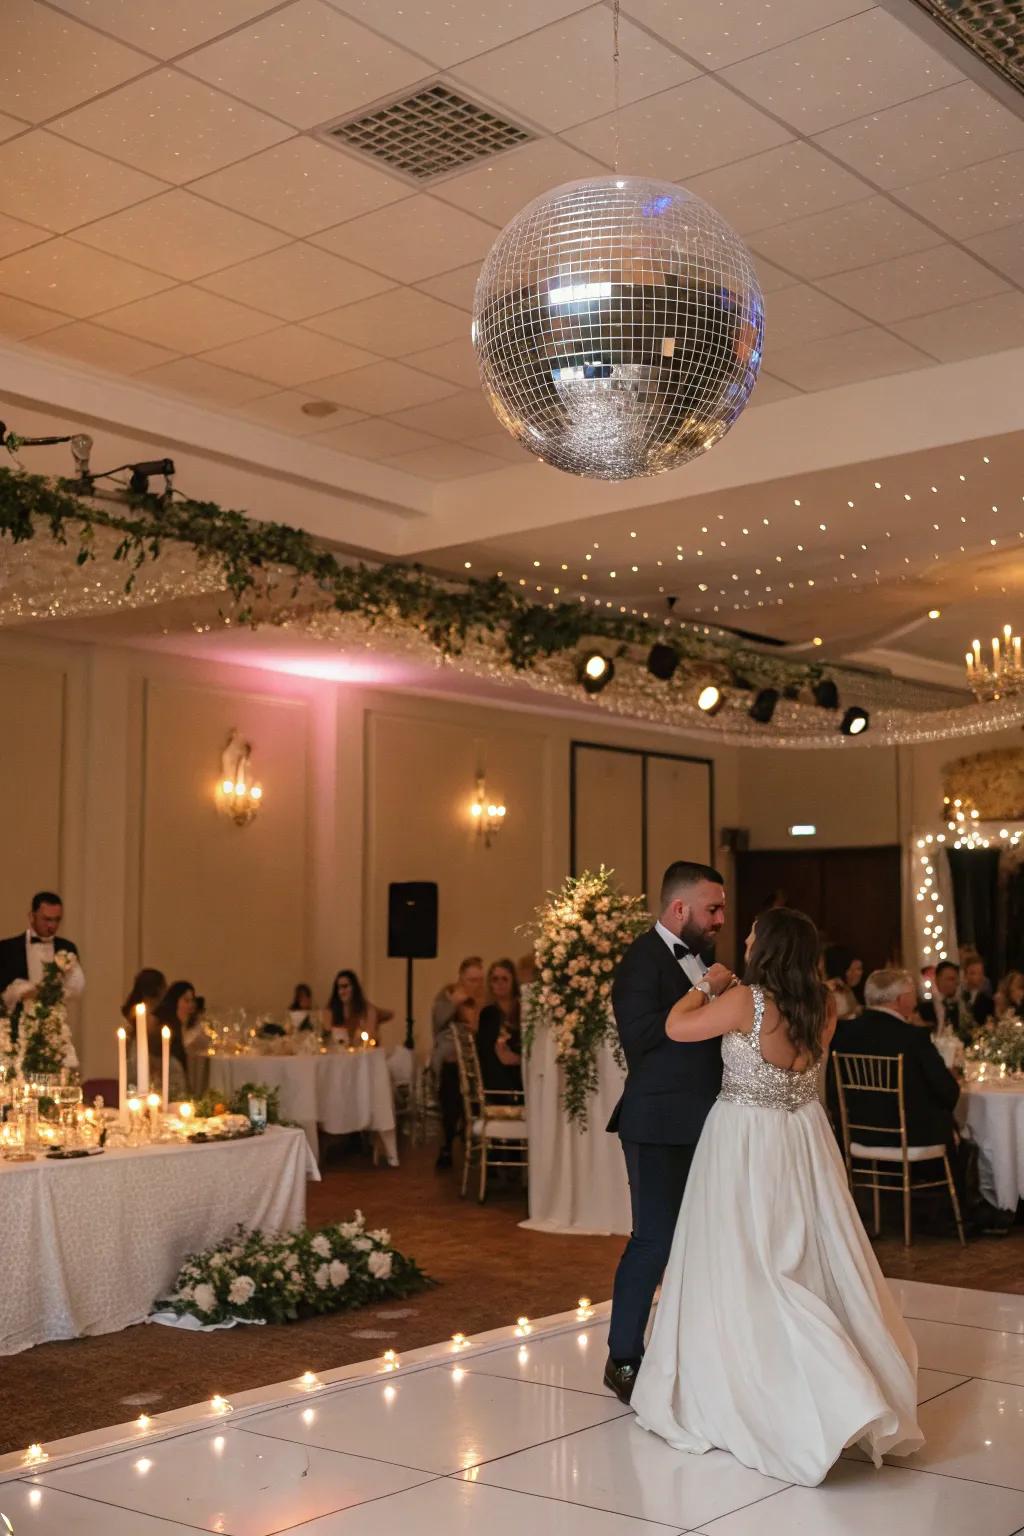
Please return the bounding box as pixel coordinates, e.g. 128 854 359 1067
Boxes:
704 964 737 996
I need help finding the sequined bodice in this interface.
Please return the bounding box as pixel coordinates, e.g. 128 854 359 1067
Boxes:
719 986 822 1112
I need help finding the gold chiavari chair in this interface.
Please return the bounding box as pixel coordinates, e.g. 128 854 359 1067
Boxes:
832 1051 965 1248
449 1024 528 1203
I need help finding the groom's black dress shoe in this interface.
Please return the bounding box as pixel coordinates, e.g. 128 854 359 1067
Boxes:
603 1357 640 1405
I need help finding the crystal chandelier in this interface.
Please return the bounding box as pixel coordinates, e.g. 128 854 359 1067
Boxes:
965 625 1023 700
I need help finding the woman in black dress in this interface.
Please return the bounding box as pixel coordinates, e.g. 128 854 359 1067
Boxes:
476 957 523 1097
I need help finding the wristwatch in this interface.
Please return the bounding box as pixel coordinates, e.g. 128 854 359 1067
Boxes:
694 978 714 1002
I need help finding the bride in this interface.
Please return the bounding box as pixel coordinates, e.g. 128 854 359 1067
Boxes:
630 906 923 1487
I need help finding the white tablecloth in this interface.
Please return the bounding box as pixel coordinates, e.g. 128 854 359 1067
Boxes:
521 1027 631 1236
0 1127 316 1355
209 1049 397 1162
961 1081 1024 1211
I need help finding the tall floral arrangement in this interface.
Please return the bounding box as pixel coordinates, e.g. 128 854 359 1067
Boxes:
526 868 649 1128
0 951 79 1081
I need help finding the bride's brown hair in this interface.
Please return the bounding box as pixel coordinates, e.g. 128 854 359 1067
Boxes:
744 906 829 1061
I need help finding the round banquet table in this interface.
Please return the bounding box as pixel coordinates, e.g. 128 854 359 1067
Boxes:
521 1025 631 1236
208 1048 398 1164
959 1078 1024 1212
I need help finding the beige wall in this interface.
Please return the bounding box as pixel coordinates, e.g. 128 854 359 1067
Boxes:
736 745 901 849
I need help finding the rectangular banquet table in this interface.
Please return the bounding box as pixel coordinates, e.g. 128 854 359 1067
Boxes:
960 1080 1024 1212
208 1049 398 1163
0 1126 317 1355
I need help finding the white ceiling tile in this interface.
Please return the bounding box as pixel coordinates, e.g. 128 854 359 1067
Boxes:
198 242 393 320
0 114 28 143
0 131 166 234
767 325 934 391
52 70 292 185
28 320 177 373
762 285 863 349
233 390 364 434
383 442 509 478
98 285 277 349
415 262 483 312
815 81 1024 191
436 139 610 225
747 371 801 407
621 0 869 71
72 189 289 280
181 0 429 129
49 0 288 60
407 336 479 388
466 430 533 463
749 195 943 280
134 355 273 404
310 360 459 412
0 238 172 318
198 325 377 386
191 137 407 235
311 196 495 284
309 417 443 459
891 292 1024 364
388 389 498 441
720 10 960 136
0 213 50 259
964 225 1024 287
564 76 792 180
752 254 801 293
305 287 467 355
322 0 592 67
0 293 71 340
1 0 150 121
452 7 697 134
684 142 872 236
818 244 1007 324
896 152 1024 241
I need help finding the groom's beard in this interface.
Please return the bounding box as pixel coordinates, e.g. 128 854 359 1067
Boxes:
679 919 718 956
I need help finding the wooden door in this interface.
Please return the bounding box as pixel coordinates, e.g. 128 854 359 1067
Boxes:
734 846 901 973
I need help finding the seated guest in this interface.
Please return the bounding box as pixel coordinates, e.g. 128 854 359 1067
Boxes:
326 969 393 1045
431 955 485 1169
994 970 1024 1021
832 968 960 1151
122 968 167 1091
154 981 193 1101
824 945 863 1019
288 982 316 1030
477 957 524 1097
918 959 985 1040
962 954 993 1024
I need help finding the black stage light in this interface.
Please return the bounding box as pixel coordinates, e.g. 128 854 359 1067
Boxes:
840 706 869 737
646 642 680 681
749 687 779 724
579 651 614 694
813 678 840 710
696 683 725 715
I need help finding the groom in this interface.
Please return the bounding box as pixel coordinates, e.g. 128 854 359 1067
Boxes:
604 860 733 1404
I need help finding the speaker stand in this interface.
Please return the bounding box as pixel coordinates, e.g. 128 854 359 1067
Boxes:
404 956 416 1051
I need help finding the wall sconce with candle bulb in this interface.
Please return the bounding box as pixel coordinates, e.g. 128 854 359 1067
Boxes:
215 728 263 827
469 772 506 849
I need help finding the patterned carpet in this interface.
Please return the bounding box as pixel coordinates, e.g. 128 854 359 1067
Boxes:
2 1139 1020 1455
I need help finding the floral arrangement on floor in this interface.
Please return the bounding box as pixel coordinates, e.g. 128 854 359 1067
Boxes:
967 1016 1024 1075
158 1211 433 1327
0 952 79 1082
193 1082 285 1124
525 867 650 1128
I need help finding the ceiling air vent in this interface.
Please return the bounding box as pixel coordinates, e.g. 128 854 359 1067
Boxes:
324 83 534 182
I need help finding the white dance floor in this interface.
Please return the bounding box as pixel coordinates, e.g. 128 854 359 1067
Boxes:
2 1278 1024 1534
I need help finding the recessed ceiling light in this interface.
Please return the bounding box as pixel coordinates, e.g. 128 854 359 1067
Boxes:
300 400 339 418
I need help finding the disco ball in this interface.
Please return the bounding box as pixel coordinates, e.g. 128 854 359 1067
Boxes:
472 176 764 481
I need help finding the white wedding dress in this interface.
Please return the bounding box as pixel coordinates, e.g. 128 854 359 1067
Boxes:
631 985 923 1488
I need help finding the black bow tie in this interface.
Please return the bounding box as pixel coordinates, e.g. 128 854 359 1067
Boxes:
29 936 49 945
673 943 691 960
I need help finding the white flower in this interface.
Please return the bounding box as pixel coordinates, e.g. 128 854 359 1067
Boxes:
352 1236 372 1252
193 1283 216 1315
368 1250 393 1281
328 1260 350 1287
228 1275 256 1305
311 1234 331 1258
370 1228 391 1247
209 1253 226 1270
314 1264 330 1290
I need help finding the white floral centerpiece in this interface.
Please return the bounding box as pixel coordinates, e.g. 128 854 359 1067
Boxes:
0 951 79 1083
966 1016 1024 1076
159 1210 432 1327
526 867 650 1128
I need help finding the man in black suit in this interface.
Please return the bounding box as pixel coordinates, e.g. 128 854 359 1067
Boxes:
0 890 84 1016
603 860 734 1404
832 968 960 1150
918 959 987 1041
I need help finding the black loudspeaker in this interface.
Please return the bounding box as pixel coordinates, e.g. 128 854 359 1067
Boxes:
387 882 438 959
719 827 750 853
